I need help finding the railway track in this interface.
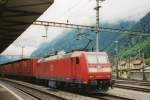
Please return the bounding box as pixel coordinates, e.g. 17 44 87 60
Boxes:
60 89 132 100
114 80 150 93
114 83 150 93
0 78 98 100
57 84 132 100
86 93 133 100
114 79 150 87
0 78 133 100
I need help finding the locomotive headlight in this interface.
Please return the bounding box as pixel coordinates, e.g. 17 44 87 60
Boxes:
102 67 112 72
88 67 98 72
88 67 112 72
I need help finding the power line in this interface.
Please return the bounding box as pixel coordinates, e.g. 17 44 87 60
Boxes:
33 20 150 36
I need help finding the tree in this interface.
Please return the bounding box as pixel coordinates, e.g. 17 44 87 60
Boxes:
145 58 150 66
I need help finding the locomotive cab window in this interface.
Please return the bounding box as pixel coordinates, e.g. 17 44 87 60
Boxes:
76 57 80 64
87 54 109 64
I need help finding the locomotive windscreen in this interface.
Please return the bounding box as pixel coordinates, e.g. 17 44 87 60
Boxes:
87 53 109 64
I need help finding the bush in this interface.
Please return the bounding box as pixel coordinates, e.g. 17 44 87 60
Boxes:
145 58 150 66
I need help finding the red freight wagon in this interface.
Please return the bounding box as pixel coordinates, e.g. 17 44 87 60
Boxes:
0 64 8 75
37 51 112 91
1 59 37 78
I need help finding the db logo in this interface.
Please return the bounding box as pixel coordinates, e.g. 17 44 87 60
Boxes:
50 65 54 71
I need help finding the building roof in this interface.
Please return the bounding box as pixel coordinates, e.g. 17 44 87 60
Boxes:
119 61 127 66
132 59 143 65
0 0 54 53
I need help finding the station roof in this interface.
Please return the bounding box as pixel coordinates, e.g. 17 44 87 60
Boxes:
0 0 54 53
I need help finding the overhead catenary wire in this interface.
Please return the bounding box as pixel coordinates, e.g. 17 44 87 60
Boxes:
33 20 150 36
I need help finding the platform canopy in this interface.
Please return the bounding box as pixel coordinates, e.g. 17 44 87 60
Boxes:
0 0 54 53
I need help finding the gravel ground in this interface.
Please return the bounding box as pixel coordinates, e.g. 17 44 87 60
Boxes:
107 88 150 100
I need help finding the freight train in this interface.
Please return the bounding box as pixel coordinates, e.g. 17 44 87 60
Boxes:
0 51 112 92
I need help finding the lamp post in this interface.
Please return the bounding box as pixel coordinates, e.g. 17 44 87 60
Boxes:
114 40 119 79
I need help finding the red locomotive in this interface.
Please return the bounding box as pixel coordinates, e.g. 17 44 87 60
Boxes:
0 51 112 91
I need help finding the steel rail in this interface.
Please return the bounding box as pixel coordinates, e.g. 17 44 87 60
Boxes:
114 84 150 93
114 79 150 87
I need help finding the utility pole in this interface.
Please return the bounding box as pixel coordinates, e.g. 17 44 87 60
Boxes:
94 0 105 52
114 40 119 79
21 46 24 59
128 55 131 79
142 52 146 80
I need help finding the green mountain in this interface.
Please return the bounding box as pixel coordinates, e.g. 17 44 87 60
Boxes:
0 55 21 64
117 12 150 58
0 55 10 64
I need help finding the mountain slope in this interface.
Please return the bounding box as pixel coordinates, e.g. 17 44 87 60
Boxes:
0 56 10 64
119 12 150 58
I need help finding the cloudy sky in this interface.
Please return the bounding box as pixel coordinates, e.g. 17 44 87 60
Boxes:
2 0 150 56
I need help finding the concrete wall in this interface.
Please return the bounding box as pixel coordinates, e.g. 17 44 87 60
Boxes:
129 72 143 80
129 72 150 81
145 73 150 81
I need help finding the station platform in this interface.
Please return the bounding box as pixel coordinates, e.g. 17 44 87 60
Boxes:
0 86 18 100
